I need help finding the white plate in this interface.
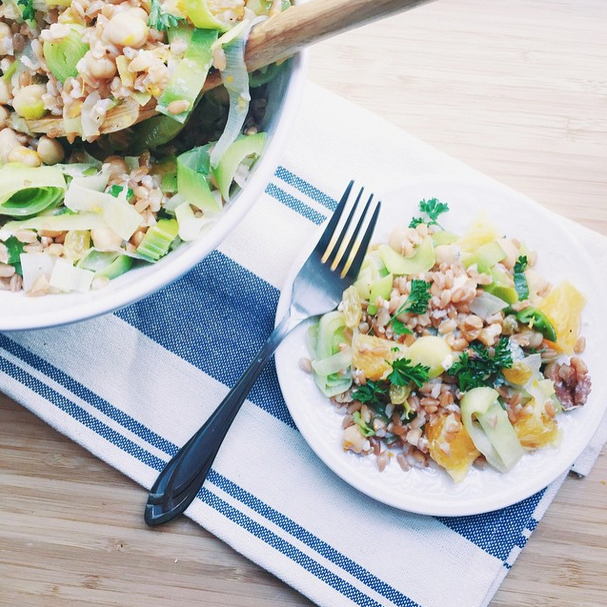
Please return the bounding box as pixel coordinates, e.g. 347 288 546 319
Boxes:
275 176 607 516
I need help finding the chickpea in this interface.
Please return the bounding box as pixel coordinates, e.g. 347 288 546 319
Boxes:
91 226 123 251
103 155 129 180
0 23 11 47
104 11 149 48
85 52 117 80
37 136 65 165
12 84 48 120
8 145 43 167
0 79 12 105
0 128 20 164
0 105 9 129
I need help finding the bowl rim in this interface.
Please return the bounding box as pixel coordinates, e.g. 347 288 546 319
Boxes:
1 50 309 332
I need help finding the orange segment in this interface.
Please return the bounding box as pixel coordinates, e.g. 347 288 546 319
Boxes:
538 280 586 354
513 398 561 449
426 412 480 483
351 334 405 381
502 361 533 385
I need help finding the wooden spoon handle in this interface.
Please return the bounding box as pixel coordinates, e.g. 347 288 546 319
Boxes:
23 0 435 136
246 0 435 72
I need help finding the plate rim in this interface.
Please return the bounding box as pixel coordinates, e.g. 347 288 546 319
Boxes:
274 174 607 516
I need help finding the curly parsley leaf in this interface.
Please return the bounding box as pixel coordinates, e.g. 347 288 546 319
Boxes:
17 0 36 22
409 198 449 229
449 336 513 392
513 255 529 301
388 358 430 390
388 280 431 334
352 381 388 408
148 0 185 31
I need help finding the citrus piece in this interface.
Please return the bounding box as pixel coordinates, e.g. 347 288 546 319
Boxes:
455 211 501 254
502 361 533 385
538 280 586 354
513 398 561 449
426 412 480 483
351 333 404 381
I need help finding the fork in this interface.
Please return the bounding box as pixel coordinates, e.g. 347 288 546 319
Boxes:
144 181 381 526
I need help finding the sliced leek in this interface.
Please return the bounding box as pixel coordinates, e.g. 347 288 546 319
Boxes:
0 164 66 217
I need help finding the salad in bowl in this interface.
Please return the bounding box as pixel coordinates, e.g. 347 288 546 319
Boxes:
0 0 304 327
306 197 592 484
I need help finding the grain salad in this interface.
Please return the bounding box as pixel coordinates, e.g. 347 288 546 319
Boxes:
306 198 592 483
0 0 289 294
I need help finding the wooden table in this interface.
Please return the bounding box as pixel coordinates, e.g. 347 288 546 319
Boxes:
2 0 606 605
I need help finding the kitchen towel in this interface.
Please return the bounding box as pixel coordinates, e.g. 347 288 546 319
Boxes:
1 82 605 607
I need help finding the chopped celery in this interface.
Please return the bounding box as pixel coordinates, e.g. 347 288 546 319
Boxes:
157 27 218 124
77 250 133 279
177 144 221 214
0 164 66 217
49 257 94 293
212 132 267 200
367 273 393 315
43 25 89 83
136 218 179 262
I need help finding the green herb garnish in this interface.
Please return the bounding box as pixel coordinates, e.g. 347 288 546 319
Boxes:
107 184 134 202
4 236 25 276
388 358 430 390
513 255 529 301
148 0 185 31
409 198 449 229
352 381 388 408
17 0 36 22
388 280 431 335
449 336 513 392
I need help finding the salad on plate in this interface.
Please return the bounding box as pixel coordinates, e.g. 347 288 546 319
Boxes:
0 0 290 295
306 197 592 483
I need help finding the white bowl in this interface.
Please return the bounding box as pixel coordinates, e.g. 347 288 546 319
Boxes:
0 52 308 331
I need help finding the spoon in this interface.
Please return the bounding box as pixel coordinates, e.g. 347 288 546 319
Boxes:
21 0 435 138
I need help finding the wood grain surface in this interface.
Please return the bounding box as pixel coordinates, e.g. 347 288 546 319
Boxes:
1 0 606 605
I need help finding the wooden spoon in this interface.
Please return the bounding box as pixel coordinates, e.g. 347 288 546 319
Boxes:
22 0 435 138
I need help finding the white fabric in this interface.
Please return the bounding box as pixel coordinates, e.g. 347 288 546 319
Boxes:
1 82 604 607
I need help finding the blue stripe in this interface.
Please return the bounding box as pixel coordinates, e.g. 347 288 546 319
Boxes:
201 489 383 607
115 250 296 429
208 470 421 607
266 182 327 225
275 166 338 212
0 329 420 606
0 333 178 456
0 352 167 472
0 347 383 607
437 489 545 561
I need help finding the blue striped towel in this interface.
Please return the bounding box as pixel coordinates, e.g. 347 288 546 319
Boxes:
2 83 606 607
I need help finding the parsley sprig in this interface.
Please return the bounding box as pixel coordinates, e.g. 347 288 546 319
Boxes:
17 0 36 22
513 255 529 301
449 337 513 392
352 381 388 409
409 198 449 229
388 280 431 336
148 0 185 31
387 358 430 390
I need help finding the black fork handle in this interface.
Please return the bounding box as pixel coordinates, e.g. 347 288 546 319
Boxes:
145 310 299 526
